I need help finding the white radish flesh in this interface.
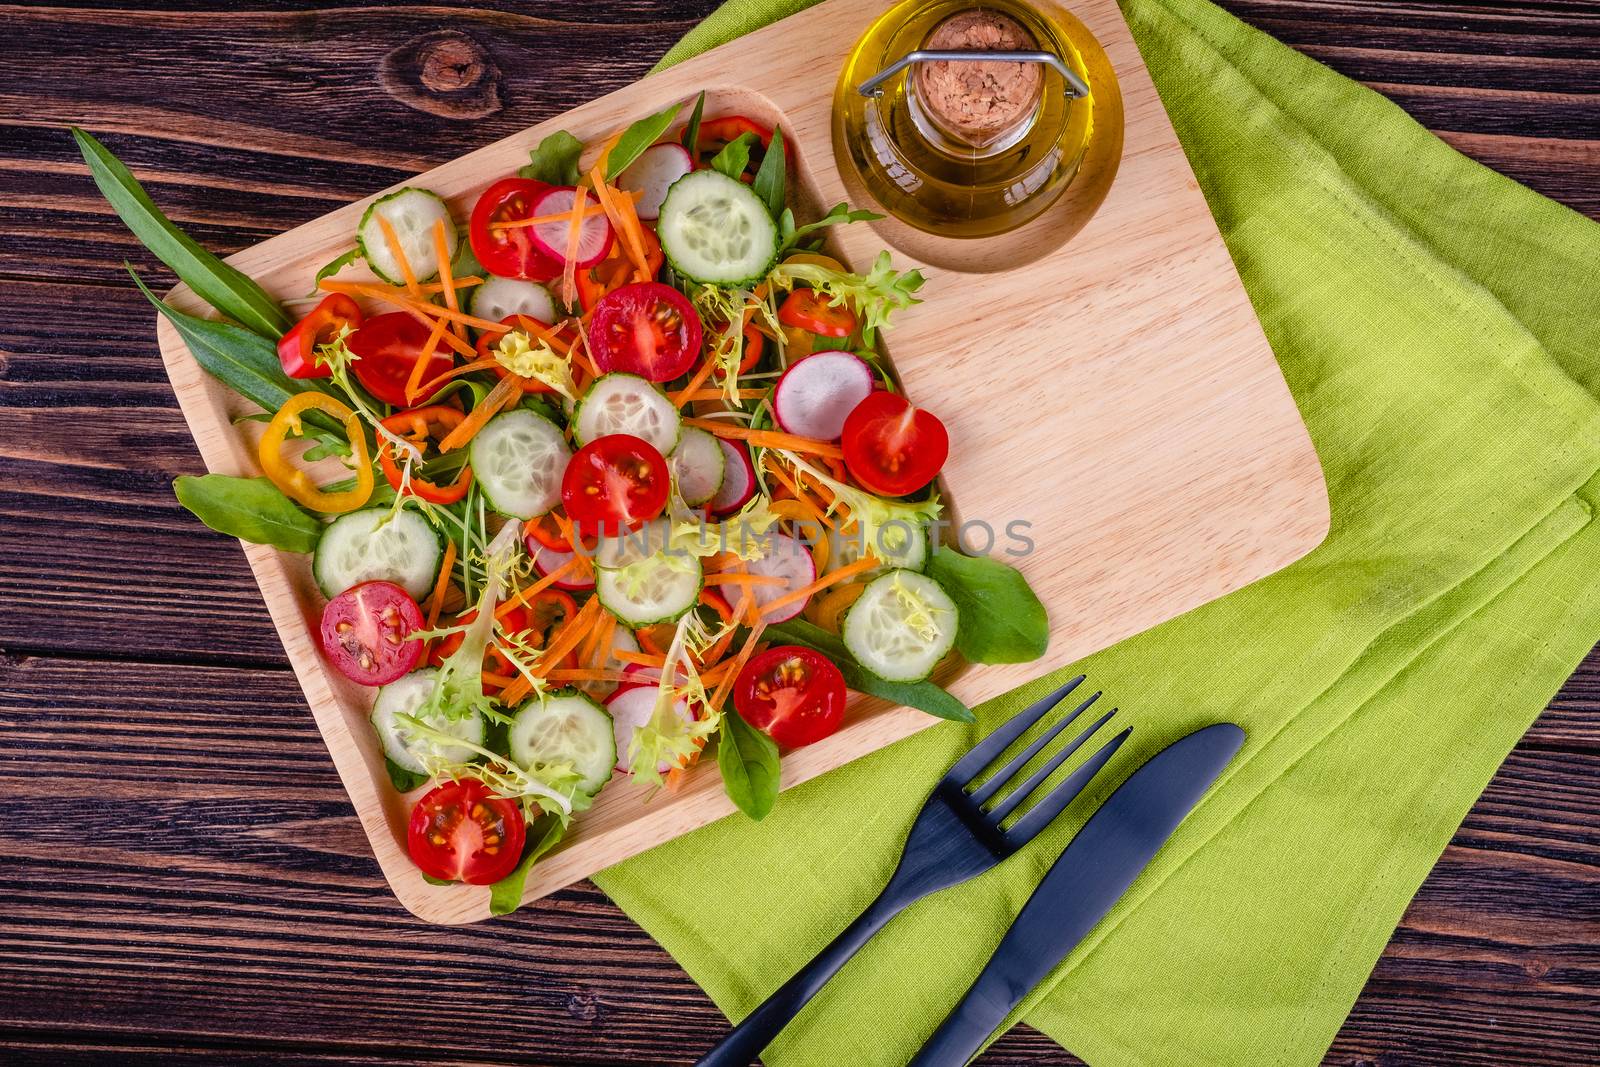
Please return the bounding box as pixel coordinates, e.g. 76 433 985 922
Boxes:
605 685 693 773
745 531 816 622
531 187 614 268
773 351 874 441
617 143 694 221
709 439 757 515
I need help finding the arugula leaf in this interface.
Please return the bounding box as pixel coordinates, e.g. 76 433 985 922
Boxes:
681 91 706 160
717 709 781 820
710 133 759 181
74 127 290 339
925 548 1049 664
520 130 584 185
766 618 975 723
448 228 482 278
489 816 567 915
752 126 786 220
780 202 884 253
384 757 429 793
606 101 683 181
310 247 359 293
174 474 323 553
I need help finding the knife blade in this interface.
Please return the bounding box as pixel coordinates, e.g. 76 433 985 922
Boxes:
906 722 1246 1067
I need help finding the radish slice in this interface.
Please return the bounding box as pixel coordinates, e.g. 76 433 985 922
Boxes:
745 532 816 622
709 439 757 515
605 685 693 772
531 545 595 591
617 143 694 221
530 186 614 268
773 351 874 441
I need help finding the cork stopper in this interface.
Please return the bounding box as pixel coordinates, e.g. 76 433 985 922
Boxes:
911 8 1044 151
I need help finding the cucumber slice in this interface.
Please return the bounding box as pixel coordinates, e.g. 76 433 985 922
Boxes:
842 569 958 682
370 669 485 775
574 373 680 455
357 187 457 285
669 426 726 506
593 518 673 570
595 552 703 626
470 408 570 519
314 508 442 600
470 275 557 327
508 691 615 795
657 170 778 287
829 520 929 576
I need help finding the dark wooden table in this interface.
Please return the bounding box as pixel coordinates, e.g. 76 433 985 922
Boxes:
3 1 1597 1063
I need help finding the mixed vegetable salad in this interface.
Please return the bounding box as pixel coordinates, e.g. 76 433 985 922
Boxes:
77 96 1048 913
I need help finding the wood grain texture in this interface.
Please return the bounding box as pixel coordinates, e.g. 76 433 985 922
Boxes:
0 0 1597 1062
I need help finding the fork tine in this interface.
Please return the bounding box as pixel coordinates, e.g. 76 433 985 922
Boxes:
985 706 1115 821
1003 725 1132 846
945 675 1086 786
968 691 1103 805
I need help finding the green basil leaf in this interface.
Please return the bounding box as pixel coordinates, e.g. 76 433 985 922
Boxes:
173 474 323 553
520 130 585 186
75 127 290 339
489 816 567 915
449 228 483 279
752 127 787 220
310 247 359 294
766 618 975 723
925 548 1049 664
710 132 759 181
384 757 429 793
717 709 781 820
681 91 706 159
605 101 684 181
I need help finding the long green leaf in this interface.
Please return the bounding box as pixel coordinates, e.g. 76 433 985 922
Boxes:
752 127 786 220
766 618 975 723
681 92 706 159
717 709 781 820
605 101 683 181
74 127 289 339
173 474 323 553
489 817 567 915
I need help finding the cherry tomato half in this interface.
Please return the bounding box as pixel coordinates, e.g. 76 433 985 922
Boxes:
278 293 362 379
319 580 425 686
346 312 454 407
469 177 562 282
589 282 703 382
561 434 670 538
378 405 472 505
778 290 857 339
841 391 949 498
407 778 526 885
733 645 846 748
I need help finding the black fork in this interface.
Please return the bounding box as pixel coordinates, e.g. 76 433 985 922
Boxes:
694 675 1131 1067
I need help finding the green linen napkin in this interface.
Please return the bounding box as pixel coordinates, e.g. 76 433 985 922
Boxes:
594 1 1600 1063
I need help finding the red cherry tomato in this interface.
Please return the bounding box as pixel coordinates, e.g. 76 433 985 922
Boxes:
841 391 949 497
318 580 425 686
777 290 856 339
561 434 671 538
407 779 526 885
346 312 454 407
588 282 703 382
469 177 562 282
277 293 362 379
733 645 846 748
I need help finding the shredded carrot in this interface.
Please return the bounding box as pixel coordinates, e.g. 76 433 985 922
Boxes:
614 185 655 283
405 315 450 406
683 418 845 460
413 357 502 399
710 620 767 711
376 215 421 297
319 277 480 298
438 373 523 452
405 307 479 359
581 611 616 669
543 668 636 683
761 556 879 619
425 539 458 634
589 167 651 281
490 199 609 232
561 186 589 307
482 670 517 691
495 556 581 621
670 356 721 407
432 219 466 344
568 319 600 378
703 572 786 588
319 279 511 334
765 463 836 529
616 650 668 668
535 596 603 673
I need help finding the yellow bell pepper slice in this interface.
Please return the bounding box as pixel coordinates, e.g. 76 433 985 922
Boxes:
258 391 373 514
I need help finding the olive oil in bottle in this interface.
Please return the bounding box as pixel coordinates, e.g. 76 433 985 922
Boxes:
834 0 1121 240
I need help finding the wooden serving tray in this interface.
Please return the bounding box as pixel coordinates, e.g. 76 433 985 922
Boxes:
155 0 1327 923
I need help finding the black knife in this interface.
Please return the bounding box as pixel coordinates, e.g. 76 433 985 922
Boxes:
906 722 1246 1067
